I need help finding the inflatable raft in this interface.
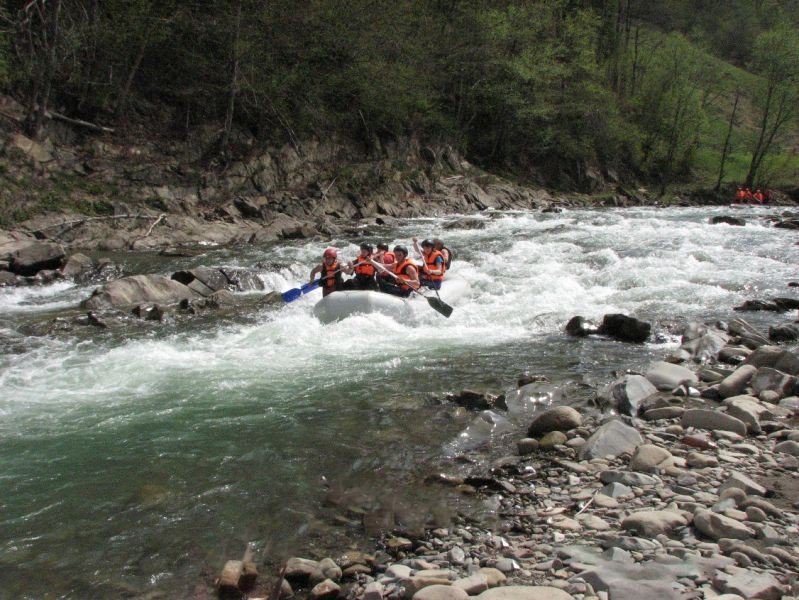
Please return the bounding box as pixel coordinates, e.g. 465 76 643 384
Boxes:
312 277 470 324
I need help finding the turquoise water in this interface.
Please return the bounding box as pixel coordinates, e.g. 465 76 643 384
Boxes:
1 206 797 597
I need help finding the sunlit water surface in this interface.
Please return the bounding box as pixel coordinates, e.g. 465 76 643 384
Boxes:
1 206 797 597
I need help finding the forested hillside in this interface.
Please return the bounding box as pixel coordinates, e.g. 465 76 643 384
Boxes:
3 0 799 195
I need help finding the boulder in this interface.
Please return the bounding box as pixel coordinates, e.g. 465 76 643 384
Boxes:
645 361 698 391
629 444 673 472
564 316 599 337
9 241 65 275
83 274 200 309
475 587 574 600
527 406 582 436
693 509 755 540
579 420 643 460
681 409 747 436
712 566 784 600
717 365 757 398
597 313 651 343
602 374 657 416
722 395 773 434
620 510 688 537
751 367 795 398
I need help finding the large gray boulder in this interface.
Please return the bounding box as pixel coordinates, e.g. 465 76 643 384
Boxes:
9 241 65 275
597 314 651 343
171 267 265 295
83 274 200 309
644 361 698 391
601 374 657 416
681 409 748 436
579 420 643 460
527 406 582 437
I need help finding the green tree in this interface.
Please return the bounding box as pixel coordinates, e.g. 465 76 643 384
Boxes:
632 34 707 194
744 23 799 187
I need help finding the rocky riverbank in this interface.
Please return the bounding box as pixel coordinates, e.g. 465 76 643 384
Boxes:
220 315 799 600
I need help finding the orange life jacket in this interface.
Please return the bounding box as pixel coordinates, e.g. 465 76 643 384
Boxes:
735 189 747 201
382 251 395 265
423 249 445 282
393 258 417 291
753 190 765 203
354 257 376 277
321 260 341 290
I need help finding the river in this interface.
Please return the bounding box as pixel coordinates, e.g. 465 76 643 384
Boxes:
0 206 796 598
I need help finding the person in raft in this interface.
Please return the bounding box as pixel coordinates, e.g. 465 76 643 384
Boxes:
412 237 445 290
373 243 396 288
380 245 419 297
309 247 343 297
433 238 453 270
373 242 395 265
342 243 377 291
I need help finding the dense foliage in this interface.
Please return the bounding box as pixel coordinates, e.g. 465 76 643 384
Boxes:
4 0 799 191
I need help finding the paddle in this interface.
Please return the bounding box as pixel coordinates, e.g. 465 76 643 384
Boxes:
369 259 453 318
280 267 345 303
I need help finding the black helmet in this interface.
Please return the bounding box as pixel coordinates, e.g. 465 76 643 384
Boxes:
360 242 373 253
377 243 389 251
421 239 434 248
393 245 408 255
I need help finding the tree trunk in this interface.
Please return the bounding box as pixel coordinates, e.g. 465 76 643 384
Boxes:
715 89 740 191
116 28 152 119
220 0 243 162
28 0 62 139
745 83 774 188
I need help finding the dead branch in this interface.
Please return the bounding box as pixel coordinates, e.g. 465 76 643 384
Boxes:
144 213 166 237
321 176 337 201
46 109 114 133
27 213 163 239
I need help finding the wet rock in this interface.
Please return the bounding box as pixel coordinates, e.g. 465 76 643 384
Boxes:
564 316 599 337
770 323 799 341
449 390 495 411
597 313 651 343
285 557 325 584
60 252 94 279
527 406 582 436
710 216 745 226
9 241 65 275
83 274 199 309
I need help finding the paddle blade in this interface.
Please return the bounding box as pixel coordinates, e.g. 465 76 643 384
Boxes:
427 296 453 318
301 280 321 294
281 287 302 303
